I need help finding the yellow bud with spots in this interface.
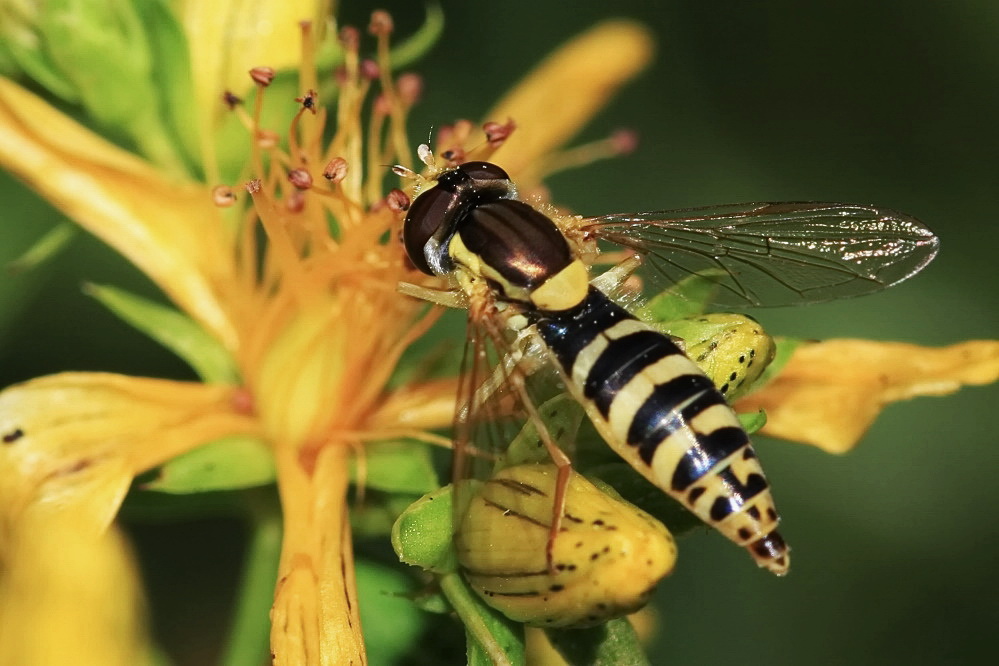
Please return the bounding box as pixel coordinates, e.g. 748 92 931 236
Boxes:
662 313 776 400
455 463 676 628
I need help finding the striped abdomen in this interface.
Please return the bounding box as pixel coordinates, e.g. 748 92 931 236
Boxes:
528 287 789 574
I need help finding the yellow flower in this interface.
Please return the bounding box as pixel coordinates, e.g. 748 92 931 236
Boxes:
3 3 996 663
0 6 654 663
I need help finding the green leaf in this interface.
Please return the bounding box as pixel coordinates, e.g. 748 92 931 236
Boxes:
438 572 524 666
141 436 274 494
357 559 428 666
638 269 727 322
5 223 77 274
392 485 458 574
0 1 81 100
84 283 239 383
39 0 188 173
130 0 200 173
351 440 439 494
547 617 650 666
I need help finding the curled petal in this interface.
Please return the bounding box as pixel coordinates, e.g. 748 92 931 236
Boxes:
736 339 999 453
0 372 259 533
484 20 654 178
0 78 240 349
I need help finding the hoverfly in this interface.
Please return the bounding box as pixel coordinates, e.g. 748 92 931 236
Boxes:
398 147 938 578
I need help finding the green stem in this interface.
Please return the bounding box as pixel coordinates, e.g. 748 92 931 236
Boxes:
439 572 523 666
221 490 282 666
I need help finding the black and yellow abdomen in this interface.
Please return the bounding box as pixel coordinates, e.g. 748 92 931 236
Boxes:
529 287 788 574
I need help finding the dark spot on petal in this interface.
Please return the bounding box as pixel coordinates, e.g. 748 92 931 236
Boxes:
729 372 738 381
3 427 24 444
550 584 564 592
720 383 729 394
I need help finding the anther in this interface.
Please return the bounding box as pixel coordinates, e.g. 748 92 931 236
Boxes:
610 129 639 154
212 185 238 207
323 158 348 183
245 179 262 194
373 94 391 116
256 129 279 149
249 66 276 87
296 89 318 114
483 119 516 147
285 189 306 213
396 73 423 107
222 91 242 110
288 169 313 190
441 148 465 164
369 10 394 36
386 188 410 212
360 59 380 81
339 26 360 51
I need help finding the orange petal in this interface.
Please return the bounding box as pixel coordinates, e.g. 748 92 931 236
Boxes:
0 523 149 666
0 372 259 532
0 78 240 349
736 339 999 453
484 20 654 178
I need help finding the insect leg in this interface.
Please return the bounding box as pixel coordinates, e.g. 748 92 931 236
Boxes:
506 368 573 576
398 281 469 308
590 254 644 294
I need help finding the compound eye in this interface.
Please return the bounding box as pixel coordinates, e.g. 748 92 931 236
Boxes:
459 161 510 182
402 186 456 275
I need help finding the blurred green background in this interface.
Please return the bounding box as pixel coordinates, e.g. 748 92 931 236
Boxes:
2 2 997 664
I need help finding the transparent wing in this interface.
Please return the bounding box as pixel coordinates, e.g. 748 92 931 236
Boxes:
579 202 939 308
451 297 579 522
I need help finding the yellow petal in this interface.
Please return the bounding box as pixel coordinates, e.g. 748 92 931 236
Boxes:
736 339 999 453
0 78 240 349
0 372 259 533
483 20 654 177
179 0 329 176
0 523 150 666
